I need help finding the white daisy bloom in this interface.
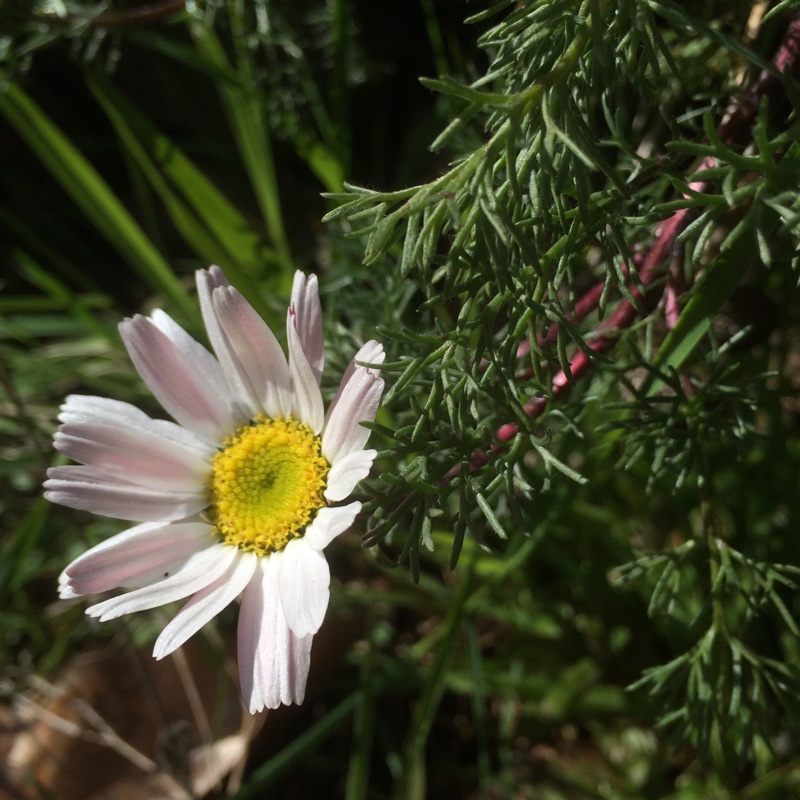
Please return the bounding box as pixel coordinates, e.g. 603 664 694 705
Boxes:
45 267 384 713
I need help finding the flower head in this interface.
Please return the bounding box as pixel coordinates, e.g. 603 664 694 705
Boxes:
45 267 384 712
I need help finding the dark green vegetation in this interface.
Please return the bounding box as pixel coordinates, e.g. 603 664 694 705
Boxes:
3 1 800 797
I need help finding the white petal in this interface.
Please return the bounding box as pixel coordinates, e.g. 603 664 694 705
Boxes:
278 539 330 638
59 570 80 599
44 466 207 522
237 557 312 711
153 550 258 659
290 272 324 385
213 286 292 419
54 423 210 493
236 562 264 712
324 340 384 427
58 396 214 456
119 313 239 445
86 543 237 622
321 368 384 464
60 521 214 597
353 339 385 371
287 315 324 434
59 394 148 427
283 631 313 706
303 502 362 551
324 449 377 502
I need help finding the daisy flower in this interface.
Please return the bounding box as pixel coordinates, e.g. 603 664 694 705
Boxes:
45 267 384 712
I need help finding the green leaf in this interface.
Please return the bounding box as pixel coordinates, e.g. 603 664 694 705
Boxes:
190 23 294 286
12 250 113 340
475 492 508 539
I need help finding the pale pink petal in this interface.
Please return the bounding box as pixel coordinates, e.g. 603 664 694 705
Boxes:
278 539 330 638
119 313 238 445
321 368 384 463
86 543 236 622
237 557 312 712
303 502 362 551
324 449 377 502
148 309 250 427
213 286 292 419
153 550 258 659
324 340 384 427
44 466 207 522
196 268 256 418
290 272 324 385
60 521 214 598
57 396 214 456
54 423 210 493
287 317 324 434
195 267 230 361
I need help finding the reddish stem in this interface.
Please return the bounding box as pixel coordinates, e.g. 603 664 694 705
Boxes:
45 0 185 29
443 15 800 482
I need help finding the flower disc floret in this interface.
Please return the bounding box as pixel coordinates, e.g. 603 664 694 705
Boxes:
210 416 328 555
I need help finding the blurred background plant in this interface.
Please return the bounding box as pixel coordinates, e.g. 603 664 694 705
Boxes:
3 0 800 798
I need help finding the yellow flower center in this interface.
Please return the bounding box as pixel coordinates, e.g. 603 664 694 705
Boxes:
209 417 328 555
